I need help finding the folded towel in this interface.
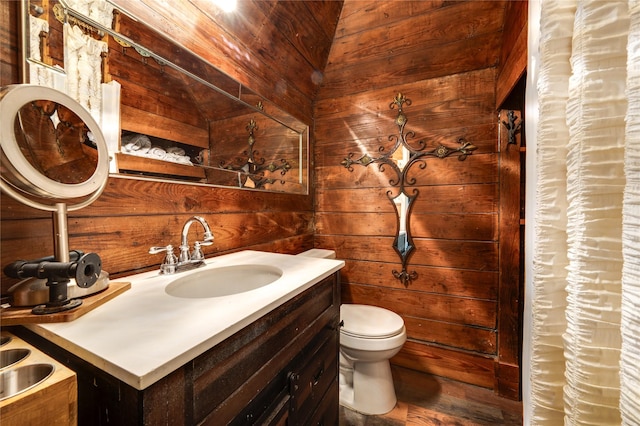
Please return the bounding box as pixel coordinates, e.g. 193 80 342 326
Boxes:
174 155 193 165
148 146 167 159
167 146 186 156
122 134 152 153
163 152 193 165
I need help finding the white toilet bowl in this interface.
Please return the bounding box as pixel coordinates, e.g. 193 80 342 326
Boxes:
295 249 406 415
339 303 407 415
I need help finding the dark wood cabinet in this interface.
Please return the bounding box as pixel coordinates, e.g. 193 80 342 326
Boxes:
13 273 340 425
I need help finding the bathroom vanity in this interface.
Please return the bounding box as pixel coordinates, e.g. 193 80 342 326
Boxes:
11 251 343 425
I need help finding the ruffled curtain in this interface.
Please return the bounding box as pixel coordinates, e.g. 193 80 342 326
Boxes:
63 23 108 121
530 0 640 424
63 0 114 28
28 15 53 86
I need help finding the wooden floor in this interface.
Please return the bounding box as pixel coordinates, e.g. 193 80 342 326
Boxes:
339 365 523 426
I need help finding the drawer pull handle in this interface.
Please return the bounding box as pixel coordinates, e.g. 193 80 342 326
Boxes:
312 366 324 386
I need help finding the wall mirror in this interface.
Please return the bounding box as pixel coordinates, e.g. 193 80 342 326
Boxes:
20 0 309 194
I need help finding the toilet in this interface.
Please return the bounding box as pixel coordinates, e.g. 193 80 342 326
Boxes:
297 249 407 415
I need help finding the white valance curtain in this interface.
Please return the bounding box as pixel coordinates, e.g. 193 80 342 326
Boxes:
531 0 640 424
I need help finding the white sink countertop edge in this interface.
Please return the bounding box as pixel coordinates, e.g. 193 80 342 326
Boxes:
25 250 344 390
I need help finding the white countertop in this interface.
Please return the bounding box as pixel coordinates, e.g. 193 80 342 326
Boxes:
26 250 344 390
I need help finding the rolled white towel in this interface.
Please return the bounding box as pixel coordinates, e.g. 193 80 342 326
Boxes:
148 146 167 159
167 146 186 156
174 155 193 165
164 152 193 165
122 134 151 153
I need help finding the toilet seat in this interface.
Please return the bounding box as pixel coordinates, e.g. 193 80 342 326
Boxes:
340 304 404 338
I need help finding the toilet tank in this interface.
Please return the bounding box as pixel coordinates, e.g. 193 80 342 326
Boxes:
297 249 336 259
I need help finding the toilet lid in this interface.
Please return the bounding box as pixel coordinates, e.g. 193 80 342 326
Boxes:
340 304 405 338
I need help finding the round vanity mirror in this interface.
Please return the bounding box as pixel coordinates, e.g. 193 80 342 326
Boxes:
0 84 109 203
0 84 111 313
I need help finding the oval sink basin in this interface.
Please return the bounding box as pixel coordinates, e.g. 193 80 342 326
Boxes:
0 349 31 370
0 335 10 347
165 264 283 299
0 363 54 401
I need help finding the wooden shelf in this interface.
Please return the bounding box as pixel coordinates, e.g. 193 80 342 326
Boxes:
116 153 206 180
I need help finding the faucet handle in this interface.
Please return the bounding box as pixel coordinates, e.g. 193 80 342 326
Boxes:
149 245 172 255
149 245 178 274
191 242 205 261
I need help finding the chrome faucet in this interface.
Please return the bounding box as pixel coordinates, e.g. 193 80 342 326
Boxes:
178 216 214 264
149 216 214 274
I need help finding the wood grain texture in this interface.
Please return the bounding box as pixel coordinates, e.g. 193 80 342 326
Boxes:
496 0 528 108
0 1 19 86
1 174 313 292
0 282 130 325
314 0 522 397
0 333 77 426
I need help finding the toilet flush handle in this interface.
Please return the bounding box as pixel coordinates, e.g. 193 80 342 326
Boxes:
330 320 344 330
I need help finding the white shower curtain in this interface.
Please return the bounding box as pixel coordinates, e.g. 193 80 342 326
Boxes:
530 0 640 424
64 23 108 121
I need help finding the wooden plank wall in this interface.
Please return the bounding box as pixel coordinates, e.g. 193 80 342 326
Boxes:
314 0 522 396
0 1 19 85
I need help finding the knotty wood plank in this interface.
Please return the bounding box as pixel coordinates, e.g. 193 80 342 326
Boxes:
303 1 343 41
315 211 496 241
1 282 131 325
337 260 498 300
109 46 210 128
316 184 498 213
391 365 522 422
315 212 396 237
116 153 207 180
497 110 523 388
334 1 446 39
315 235 497 271
253 0 334 71
393 341 495 389
342 283 496 328
496 26 527 109
316 153 498 190
499 0 528 74
315 68 497 120
314 96 495 143
320 31 501 98
121 105 209 148
0 179 312 220
0 0 19 85
328 1 505 65
403 316 497 355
